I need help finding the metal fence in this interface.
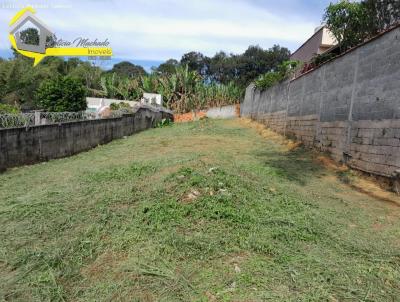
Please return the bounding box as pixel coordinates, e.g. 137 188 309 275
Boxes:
0 110 130 129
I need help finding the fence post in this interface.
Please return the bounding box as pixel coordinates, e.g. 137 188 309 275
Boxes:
34 111 41 126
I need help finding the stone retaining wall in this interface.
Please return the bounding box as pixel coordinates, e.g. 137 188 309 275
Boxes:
241 26 400 179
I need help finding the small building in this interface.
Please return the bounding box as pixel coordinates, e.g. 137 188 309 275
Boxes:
290 25 337 62
141 93 163 106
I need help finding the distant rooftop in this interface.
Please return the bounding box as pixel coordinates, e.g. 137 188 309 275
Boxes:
291 25 337 62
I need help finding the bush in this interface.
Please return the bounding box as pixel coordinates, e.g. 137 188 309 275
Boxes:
254 60 301 90
0 103 20 114
109 103 119 110
254 72 282 90
35 76 87 112
109 102 132 111
311 52 337 67
156 118 173 128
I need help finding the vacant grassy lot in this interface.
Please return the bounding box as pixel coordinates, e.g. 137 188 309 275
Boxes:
1 119 399 301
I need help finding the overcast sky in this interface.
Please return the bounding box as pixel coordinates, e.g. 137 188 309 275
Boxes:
0 0 332 64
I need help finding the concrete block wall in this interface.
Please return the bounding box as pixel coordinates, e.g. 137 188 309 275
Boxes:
0 106 173 171
206 105 238 119
241 25 400 178
261 111 287 133
286 115 319 148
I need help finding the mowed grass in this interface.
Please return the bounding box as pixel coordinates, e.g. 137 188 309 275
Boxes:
1 119 400 302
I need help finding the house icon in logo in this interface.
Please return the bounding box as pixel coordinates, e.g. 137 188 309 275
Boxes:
9 7 113 66
9 8 53 54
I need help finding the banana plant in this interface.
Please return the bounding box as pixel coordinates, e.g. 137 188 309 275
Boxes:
96 64 242 113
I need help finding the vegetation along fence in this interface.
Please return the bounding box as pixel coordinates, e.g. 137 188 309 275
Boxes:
0 110 129 129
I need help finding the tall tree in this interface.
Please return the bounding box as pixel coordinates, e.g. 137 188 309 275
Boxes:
236 45 291 87
180 52 208 76
109 61 147 78
204 45 290 87
155 59 179 75
324 0 367 51
324 0 400 51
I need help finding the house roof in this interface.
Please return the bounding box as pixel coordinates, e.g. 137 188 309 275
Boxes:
292 22 400 81
290 26 325 58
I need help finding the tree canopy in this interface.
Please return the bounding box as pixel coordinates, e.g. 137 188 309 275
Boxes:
324 0 400 51
153 45 291 88
155 59 179 75
108 61 147 78
35 76 87 112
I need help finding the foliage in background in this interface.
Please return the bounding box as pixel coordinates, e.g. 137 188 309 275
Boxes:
107 61 147 78
363 0 400 32
97 65 242 114
0 54 102 110
324 0 400 52
154 45 291 89
147 65 242 113
0 103 20 114
254 60 301 90
155 118 173 128
109 102 132 111
153 59 180 75
2 0 398 114
254 72 282 90
0 39 291 113
35 76 87 112
324 0 367 52
311 52 337 67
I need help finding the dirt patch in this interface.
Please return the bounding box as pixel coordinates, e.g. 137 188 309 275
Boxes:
347 176 400 206
315 155 348 172
182 189 201 203
235 104 241 117
174 111 207 123
238 118 300 151
314 155 400 205
226 252 250 266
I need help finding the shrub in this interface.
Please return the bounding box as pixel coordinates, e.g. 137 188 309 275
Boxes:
119 102 131 109
156 118 173 128
254 60 301 90
311 52 337 67
254 72 282 90
109 102 119 110
0 103 20 114
278 60 301 77
109 102 132 111
35 76 87 112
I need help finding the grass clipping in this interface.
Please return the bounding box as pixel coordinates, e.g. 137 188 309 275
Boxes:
239 118 301 151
